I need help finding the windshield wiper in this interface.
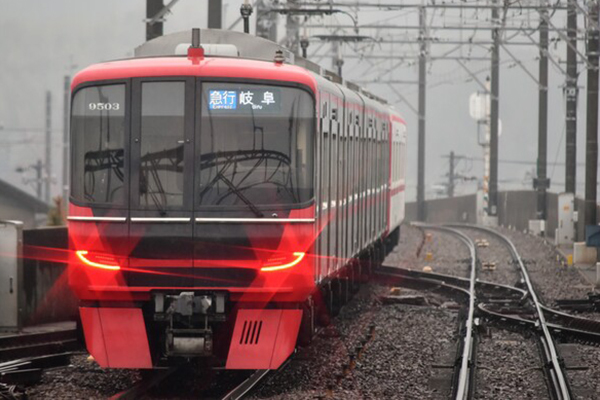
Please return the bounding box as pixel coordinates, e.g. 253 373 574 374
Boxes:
216 172 264 218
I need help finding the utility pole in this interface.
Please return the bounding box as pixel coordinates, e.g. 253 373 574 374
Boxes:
488 0 500 218
536 6 549 220
565 0 578 194
34 160 43 200
417 6 427 221
208 0 222 29
44 91 52 204
256 0 278 42
146 0 164 41
585 1 600 227
62 76 70 215
285 0 300 55
448 151 455 198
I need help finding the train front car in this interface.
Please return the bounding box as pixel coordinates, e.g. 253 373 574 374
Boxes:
68 55 317 370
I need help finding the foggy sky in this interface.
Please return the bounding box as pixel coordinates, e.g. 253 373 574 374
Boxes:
0 0 594 203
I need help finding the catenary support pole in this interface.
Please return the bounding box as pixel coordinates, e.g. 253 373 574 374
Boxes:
208 0 222 29
45 91 52 204
417 6 427 220
448 151 455 198
565 0 578 194
536 7 549 220
146 0 164 41
585 1 600 227
489 0 500 217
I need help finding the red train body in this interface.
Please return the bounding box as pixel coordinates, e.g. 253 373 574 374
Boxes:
68 30 406 370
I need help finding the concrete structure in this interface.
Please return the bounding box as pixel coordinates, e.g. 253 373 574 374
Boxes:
0 179 49 228
405 190 589 241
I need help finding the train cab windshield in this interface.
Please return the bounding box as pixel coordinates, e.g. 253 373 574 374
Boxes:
70 80 314 211
199 83 314 209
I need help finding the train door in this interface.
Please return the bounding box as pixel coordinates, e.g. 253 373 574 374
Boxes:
330 101 339 273
128 78 195 287
348 110 355 258
366 114 373 247
314 98 322 283
359 110 366 249
338 104 346 266
319 96 330 281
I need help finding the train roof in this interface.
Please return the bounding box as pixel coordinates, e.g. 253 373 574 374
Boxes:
73 29 403 122
71 56 320 93
133 29 389 104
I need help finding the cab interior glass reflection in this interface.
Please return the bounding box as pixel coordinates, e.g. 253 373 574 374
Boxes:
70 84 126 205
199 83 314 210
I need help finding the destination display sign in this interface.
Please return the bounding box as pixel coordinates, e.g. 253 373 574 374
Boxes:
207 88 281 113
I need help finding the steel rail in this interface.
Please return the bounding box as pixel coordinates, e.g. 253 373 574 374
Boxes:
0 328 80 362
454 224 572 400
109 366 180 400
411 223 478 400
220 369 270 400
379 266 600 345
378 265 527 302
479 303 600 345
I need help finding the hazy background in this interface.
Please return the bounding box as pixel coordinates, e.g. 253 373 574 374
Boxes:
0 0 593 203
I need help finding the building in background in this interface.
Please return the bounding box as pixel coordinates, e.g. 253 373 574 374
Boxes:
0 178 49 228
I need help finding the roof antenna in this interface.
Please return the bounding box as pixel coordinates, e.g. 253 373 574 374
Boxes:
274 49 285 65
240 0 253 34
188 28 204 59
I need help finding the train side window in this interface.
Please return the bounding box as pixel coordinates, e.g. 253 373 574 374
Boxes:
71 84 126 205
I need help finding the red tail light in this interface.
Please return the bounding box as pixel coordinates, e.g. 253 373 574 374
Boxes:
260 252 305 272
76 250 121 271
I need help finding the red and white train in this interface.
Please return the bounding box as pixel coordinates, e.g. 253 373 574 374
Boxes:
68 29 406 370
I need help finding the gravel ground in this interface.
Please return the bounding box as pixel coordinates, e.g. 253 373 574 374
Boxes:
415 228 471 277
456 228 521 287
26 354 140 399
384 224 424 268
475 330 546 399
498 227 595 303
564 344 600 399
384 225 470 278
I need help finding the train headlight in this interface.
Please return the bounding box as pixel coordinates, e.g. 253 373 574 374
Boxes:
260 252 305 272
75 250 121 271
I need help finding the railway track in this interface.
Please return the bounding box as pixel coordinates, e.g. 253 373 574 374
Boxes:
382 223 600 400
380 224 480 399
0 328 80 362
458 224 572 400
109 358 280 399
220 369 271 400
